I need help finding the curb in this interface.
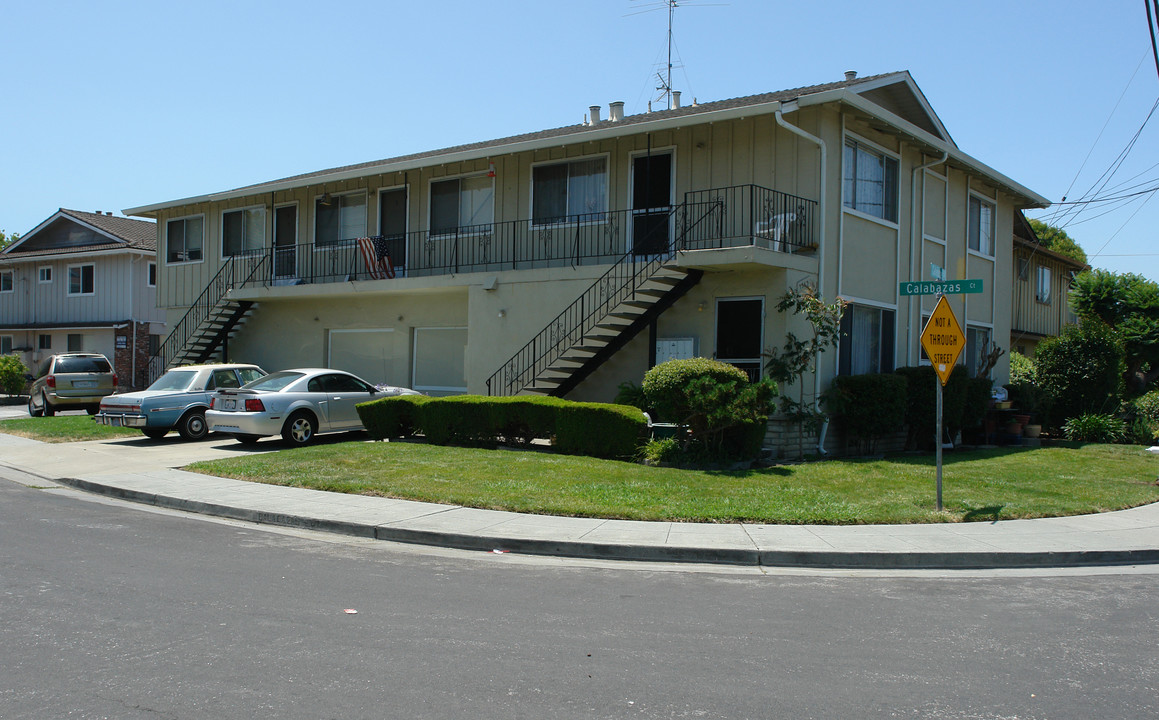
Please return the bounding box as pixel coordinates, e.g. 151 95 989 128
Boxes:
52 476 1159 570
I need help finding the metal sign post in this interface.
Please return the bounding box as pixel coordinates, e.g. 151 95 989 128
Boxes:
918 294 966 512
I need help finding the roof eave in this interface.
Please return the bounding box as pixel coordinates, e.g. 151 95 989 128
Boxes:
124 99 789 218
796 90 1050 209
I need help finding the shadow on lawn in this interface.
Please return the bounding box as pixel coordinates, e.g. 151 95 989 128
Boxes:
962 504 1007 522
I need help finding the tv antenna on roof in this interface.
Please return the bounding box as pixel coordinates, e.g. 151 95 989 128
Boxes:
627 0 725 110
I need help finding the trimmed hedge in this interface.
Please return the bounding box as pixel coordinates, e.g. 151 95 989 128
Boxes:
356 395 431 440
554 401 649 459
824 373 907 453
356 394 647 460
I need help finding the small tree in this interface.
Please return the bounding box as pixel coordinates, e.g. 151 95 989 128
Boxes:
1035 320 1125 428
762 283 845 456
0 355 30 396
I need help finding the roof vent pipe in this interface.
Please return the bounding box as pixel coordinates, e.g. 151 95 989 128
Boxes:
589 105 602 124
844 70 858 81
672 91 681 109
609 101 625 122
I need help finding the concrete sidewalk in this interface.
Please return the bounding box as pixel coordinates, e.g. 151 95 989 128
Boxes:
2 430 1159 569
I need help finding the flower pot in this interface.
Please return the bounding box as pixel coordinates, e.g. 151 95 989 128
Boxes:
1004 421 1023 435
1013 414 1031 426
1024 424 1042 438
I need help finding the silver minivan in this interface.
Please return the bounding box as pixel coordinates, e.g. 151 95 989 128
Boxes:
27 353 117 417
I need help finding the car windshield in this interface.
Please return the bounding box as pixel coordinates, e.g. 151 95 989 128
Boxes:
55 356 111 373
147 370 199 392
242 371 304 392
237 367 266 384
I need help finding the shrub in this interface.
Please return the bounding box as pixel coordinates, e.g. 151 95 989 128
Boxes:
961 376 994 432
894 365 969 450
641 358 775 461
492 396 567 446
823 373 907 454
418 395 503 446
1035 321 1125 428
356 395 430 439
554 402 648 459
1009 351 1037 385
1062 414 1127 443
1132 390 1159 423
0 355 29 396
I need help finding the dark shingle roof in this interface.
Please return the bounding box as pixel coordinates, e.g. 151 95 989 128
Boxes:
3 209 155 258
59 209 156 249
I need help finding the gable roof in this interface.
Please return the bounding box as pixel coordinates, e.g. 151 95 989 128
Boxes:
126 71 1046 216
4 209 156 258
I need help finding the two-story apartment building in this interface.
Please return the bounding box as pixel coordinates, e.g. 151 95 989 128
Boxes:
125 71 1048 455
0 209 165 390
1010 212 1087 356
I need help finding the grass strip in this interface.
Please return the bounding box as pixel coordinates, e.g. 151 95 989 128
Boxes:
0 415 140 442
185 440 1159 525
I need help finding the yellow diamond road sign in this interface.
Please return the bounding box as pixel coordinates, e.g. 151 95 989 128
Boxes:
920 295 965 385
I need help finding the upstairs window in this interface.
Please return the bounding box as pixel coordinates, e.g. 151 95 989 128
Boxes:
966 326 993 378
968 195 995 256
166 216 204 263
222 207 266 257
147 262 156 287
68 264 94 296
1036 265 1052 304
0 269 12 293
430 176 493 234
843 138 898 223
532 157 607 224
315 192 366 247
39 266 52 283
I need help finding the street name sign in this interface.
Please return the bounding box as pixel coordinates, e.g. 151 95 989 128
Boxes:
899 279 983 296
920 295 965 386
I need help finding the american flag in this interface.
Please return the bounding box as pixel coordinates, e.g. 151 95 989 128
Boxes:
356 236 395 279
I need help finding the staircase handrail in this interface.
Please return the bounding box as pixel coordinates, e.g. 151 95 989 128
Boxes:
149 254 268 381
485 198 723 396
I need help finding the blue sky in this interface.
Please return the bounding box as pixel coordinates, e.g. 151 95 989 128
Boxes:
3 1 1157 280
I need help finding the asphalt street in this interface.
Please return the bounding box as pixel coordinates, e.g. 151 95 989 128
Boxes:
3 475 1158 720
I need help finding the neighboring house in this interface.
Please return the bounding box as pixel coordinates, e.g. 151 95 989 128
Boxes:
125 71 1047 456
1010 212 1087 356
0 209 165 391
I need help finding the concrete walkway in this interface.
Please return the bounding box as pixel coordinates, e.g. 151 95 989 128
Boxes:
2 428 1159 569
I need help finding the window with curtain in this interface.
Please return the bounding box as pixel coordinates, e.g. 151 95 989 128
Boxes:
0 270 12 292
166 216 203 263
315 192 366 247
222 208 266 256
843 139 898 222
532 157 607 224
968 195 994 256
1036 265 1052 303
838 304 895 375
430 176 494 234
965 326 992 377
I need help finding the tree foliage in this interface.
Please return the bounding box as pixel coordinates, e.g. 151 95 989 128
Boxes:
1069 269 1159 395
0 355 30 396
1034 320 1125 427
1028 219 1087 265
0 229 20 252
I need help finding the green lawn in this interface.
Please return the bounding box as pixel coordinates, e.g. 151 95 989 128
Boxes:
0 415 140 442
185 440 1159 524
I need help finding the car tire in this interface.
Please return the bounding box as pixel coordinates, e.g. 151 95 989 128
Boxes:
28 396 43 418
281 411 317 446
177 409 209 441
142 427 169 439
42 394 55 417
236 434 263 445
86 405 99 415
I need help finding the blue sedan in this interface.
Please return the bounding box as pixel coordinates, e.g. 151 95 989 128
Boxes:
95 364 266 440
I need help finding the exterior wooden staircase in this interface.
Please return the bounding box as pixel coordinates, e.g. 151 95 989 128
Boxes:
147 256 266 383
486 203 717 397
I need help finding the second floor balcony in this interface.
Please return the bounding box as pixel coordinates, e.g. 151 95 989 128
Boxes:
159 184 817 307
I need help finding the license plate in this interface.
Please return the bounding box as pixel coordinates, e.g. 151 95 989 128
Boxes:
74 380 97 388
111 417 122 427
225 399 237 410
